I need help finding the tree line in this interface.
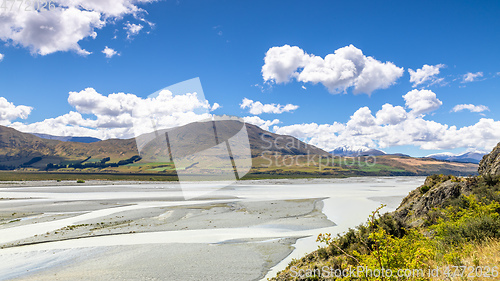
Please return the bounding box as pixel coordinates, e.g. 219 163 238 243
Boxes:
45 155 141 171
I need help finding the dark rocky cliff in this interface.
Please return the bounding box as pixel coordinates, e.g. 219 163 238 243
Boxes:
478 142 500 176
393 175 472 227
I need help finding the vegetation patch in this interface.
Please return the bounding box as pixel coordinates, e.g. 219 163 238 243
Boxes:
271 174 500 280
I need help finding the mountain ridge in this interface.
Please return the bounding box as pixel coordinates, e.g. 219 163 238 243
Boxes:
329 145 386 156
31 133 101 143
426 150 487 164
0 123 479 177
0 122 329 170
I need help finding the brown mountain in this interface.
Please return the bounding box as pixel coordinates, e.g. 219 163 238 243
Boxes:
137 119 328 161
0 125 137 168
0 121 328 169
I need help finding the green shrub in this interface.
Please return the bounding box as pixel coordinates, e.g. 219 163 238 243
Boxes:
295 178 500 281
483 174 500 186
76 179 85 183
424 208 446 226
420 185 431 194
433 195 500 245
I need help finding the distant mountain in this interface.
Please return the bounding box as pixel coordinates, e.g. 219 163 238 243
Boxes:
390 153 411 157
330 145 386 157
31 133 101 143
426 151 487 164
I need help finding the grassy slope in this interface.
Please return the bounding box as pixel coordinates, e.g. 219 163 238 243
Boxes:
250 155 477 178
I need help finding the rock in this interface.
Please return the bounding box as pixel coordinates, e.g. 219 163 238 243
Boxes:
393 178 472 227
394 139 500 227
478 142 500 176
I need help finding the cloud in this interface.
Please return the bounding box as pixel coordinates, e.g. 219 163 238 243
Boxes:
9 112 132 140
102 46 119 58
403 89 442 115
0 97 33 122
273 100 500 152
240 98 298 115
7 87 215 140
68 88 211 118
0 0 155 56
375 104 408 125
0 53 4 61
211 103 220 111
408 64 445 87
262 44 404 95
212 25 223 36
346 107 376 128
462 72 483 83
243 116 280 131
452 104 489 113
124 22 144 39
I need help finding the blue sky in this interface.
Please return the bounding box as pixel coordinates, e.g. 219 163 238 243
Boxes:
0 0 499 156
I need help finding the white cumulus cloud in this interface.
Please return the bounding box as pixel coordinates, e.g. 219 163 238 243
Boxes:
452 104 489 113
273 100 500 153
0 97 33 122
211 103 220 111
462 72 483 83
0 53 4 61
102 46 119 58
243 116 280 131
403 89 442 115
240 98 298 115
124 22 144 39
0 0 155 56
8 87 216 140
262 44 404 95
375 104 408 125
346 107 376 128
272 87 500 152
408 64 445 87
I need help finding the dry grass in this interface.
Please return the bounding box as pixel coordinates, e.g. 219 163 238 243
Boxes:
430 239 500 281
391 157 470 168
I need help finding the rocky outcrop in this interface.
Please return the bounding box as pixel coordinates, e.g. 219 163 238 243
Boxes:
394 141 500 227
478 142 500 176
393 176 472 227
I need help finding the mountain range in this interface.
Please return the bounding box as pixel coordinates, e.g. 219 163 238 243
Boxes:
330 145 386 157
330 145 486 164
31 133 101 143
0 123 479 177
0 121 327 170
425 151 487 164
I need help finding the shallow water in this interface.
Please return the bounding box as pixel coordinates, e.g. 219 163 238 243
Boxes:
0 176 425 280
